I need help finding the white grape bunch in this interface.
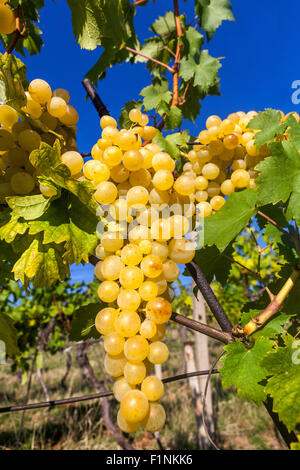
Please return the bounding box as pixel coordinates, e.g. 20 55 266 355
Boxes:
0 78 80 198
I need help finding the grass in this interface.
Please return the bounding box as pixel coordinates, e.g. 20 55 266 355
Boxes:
0 330 283 451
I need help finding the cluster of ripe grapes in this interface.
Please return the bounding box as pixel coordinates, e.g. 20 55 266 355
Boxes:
0 77 81 198
181 110 299 217
0 1 16 35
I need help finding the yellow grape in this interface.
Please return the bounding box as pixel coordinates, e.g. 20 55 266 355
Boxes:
129 108 142 123
174 174 195 196
142 126 157 141
124 361 147 385
103 146 123 166
221 118 235 134
18 130 41 153
139 239 153 255
198 130 210 145
128 225 151 244
28 79 52 105
139 319 157 339
95 308 118 335
119 266 144 290
195 190 208 202
101 231 124 252
148 341 169 364
196 201 213 217
152 169 174 191
168 238 195 264
209 139 224 156
151 241 169 261
151 274 167 295
206 115 222 129
104 332 125 356
223 133 239 150
141 376 164 401
123 150 143 171
0 5 15 34
0 105 18 127
150 218 173 242
47 97 67 118
152 152 175 172
110 164 129 183
149 187 170 205
121 243 143 266
124 335 149 363
97 280 120 303
59 105 79 126
221 179 235 196
141 403 166 432
129 169 152 188
170 215 190 237
195 175 208 190
246 139 259 157
162 260 180 282
137 207 159 227
210 195 225 211
94 181 118 205
202 163 220 180
113 377 136 402
139 281 158 302
101 255 124 280
53 88 70 103
104 352 126 377
61 151 83 175
207 181 221 198
100 115 118 129
83 160 110 182
149 323 166 342
40 111 58 130
115 310 141 337
102 126 119 142
117 410 140 433
117 289 141 311
145 297 172 324
120 390 149 423
10 172 35 195
5 148 28 167
231 169 250 188
127 186 149 208
140 255 163 278
94 261 105 281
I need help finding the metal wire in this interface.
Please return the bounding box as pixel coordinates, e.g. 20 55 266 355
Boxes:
0 369 219 414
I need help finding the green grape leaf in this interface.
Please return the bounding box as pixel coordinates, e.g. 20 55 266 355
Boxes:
6 195 52 221
0 213 29 243
69 302 103 341
16 23 43 57
261 334 300 432
28 195 98 265
185 27 204 56
291 442 300 450
180 50 221 93
119 99 143 129
30 142 98 214
0 53 27 108
66 0 106 50
164 106 182 130
241 312 293 339
140 79 172 111
203 189 257 251
150 11 176 37
153 130 190 159
220 338 275 405
248 109 286 147
195 0 234 40
256 141 300 224
0 313 19 356
193 243 234 285
12 238 68 288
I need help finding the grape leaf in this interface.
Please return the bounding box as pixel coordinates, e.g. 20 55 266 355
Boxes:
153 130 189 159
0 53 27 108
193 243 234 285
30 142 98 214
28 195 98 265
256 141 300 224
185 27 204 56
6 195 52 221
150 11 176 37
261 334 300 431
241 312 293 340
220 338 275 405
0 313 19 356
248 109 286 147
203 189 257 251
0 214 28 243
164 106 182 130
180 50 221 93
195 0 234 40
69 302 103 341
140 79 172 111
12 238 68 288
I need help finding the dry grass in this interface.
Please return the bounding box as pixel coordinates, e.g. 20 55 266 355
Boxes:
0 334 283 451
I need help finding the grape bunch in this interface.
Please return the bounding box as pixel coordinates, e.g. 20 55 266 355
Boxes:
0 1 16 35
0 78 81 198
181 110 299 217
82 109 196 433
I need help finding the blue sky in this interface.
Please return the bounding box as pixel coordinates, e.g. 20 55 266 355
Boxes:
10 0 300 283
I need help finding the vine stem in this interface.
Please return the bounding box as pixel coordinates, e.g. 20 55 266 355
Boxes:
171 0 183 108
187 260 233 333
131 0 148 6
244 268 300 335
82 79 109 118
257 210 296 244
4 6 26 57
125 46 175 74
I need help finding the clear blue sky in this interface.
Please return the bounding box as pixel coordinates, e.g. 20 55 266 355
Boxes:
10 0 300 283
